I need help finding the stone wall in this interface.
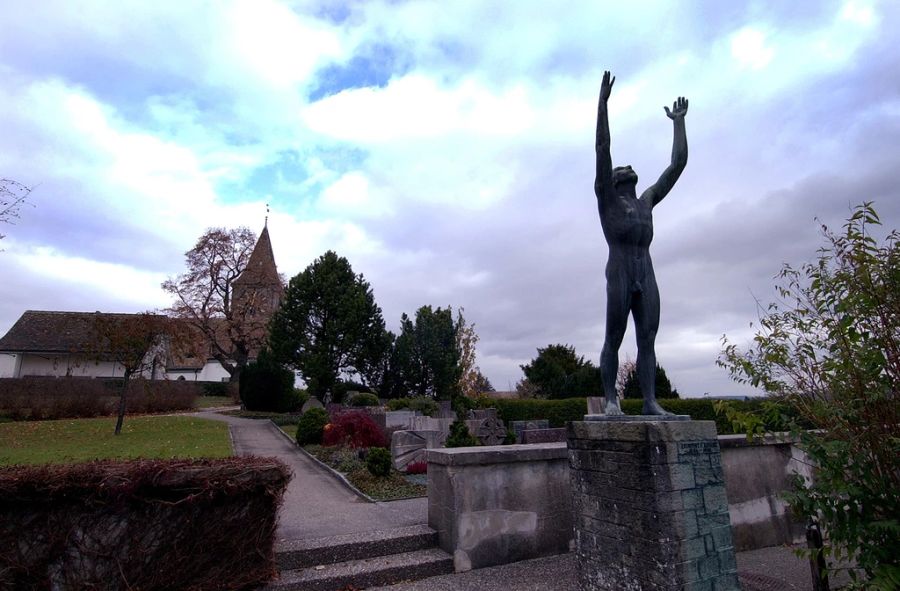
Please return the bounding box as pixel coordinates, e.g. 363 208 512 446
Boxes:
427 443 572 572
719 433 811 551
425 433 808 571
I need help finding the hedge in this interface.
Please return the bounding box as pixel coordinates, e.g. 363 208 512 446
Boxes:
476 396 789 435
0 457 290 590
0 378 198 421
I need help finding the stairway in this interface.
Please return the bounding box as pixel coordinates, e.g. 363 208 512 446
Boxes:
265 525 453 590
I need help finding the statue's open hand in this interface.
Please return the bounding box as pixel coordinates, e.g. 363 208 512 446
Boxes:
664 96 688 119
600 70 615 102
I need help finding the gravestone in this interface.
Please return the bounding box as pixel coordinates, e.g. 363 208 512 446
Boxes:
391 430 445 470
412 416 455 435
300 397 324 414
436 400 456 419
568 418 739 590
521 427 567 444
385 410 419 429
510 419 550 443
466 415 507 446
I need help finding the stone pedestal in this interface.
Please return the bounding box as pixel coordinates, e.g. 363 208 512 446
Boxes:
567 418 740 591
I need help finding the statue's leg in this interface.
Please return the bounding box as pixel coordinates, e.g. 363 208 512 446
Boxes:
601 274 630 415
633 270 671 415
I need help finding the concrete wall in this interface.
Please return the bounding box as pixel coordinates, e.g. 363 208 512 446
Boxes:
719 434 811 551
427 443 572 572
427 435 808 571
2 352 230 382
15 354 125 378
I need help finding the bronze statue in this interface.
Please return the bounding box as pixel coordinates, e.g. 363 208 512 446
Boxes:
595 71 688 415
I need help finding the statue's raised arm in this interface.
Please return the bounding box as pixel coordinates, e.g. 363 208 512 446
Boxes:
641 96 688 208
594 71 616 214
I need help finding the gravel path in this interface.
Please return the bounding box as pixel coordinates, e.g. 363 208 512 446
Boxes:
194 410 426 541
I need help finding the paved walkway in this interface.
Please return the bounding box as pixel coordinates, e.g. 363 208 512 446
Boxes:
195 410 426 541
195 410 830 589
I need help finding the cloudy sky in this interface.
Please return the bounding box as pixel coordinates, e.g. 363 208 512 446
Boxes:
1 0 898 396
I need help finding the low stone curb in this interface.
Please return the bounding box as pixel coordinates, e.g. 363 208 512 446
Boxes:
267 419 377 503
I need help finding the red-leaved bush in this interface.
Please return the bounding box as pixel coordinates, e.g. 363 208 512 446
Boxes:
322 411 387 448
405 460 427 475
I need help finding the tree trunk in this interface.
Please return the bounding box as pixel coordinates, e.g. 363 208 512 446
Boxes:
114 370 131 435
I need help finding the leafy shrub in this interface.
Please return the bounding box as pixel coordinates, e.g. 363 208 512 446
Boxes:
0 378 198 420
476 397 587 428
348 392 381 407
330 380 372 404
322 411 388 448
405 460 427 475
386 397 439 416
296 407 329 445
445 420 478 448
240 351 299 413
718 204 900 587
365 447 392 477
477 395 794 435
622 363 679 399
200 382 237 398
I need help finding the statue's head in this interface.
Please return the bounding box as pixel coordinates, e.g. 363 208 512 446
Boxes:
612 165 638 188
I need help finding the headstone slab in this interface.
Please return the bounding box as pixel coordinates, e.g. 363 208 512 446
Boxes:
300 397 325 414
471 416 506 445
510 419 550 443
385 410 419 429
391 430 444 470
586 397 604 415
567 419 739 591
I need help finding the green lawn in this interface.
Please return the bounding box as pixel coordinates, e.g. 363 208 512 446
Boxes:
0 415 232 466
194 395 237 409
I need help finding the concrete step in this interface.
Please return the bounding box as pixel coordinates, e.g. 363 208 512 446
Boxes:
265 547 454 591
276 525 439 571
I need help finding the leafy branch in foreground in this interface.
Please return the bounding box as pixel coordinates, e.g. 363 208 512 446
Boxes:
718 203 899 590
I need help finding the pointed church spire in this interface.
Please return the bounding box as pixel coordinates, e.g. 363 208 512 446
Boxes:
233 223 281 289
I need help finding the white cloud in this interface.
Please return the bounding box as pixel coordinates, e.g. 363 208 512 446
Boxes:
730 27 775 70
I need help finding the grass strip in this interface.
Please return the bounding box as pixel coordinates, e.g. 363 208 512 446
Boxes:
0 415 232 466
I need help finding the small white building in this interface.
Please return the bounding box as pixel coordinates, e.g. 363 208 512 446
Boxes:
0 225 283 384
0 310 230 381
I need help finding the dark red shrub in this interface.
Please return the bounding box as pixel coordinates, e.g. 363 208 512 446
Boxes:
0 457 290 590
322 411 387 448
405 460 427 475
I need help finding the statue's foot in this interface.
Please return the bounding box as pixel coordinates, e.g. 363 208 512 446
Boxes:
643 400 674 416
604 400 625 416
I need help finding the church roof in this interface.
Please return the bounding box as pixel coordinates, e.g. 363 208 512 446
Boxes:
0 310 151 353
233 225 281 287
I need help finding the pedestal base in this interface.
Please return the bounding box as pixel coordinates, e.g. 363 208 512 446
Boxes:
567 420 740 591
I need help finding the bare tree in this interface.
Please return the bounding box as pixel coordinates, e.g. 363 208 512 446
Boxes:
162 227 261 382
0 178 34 241
91 313 194 435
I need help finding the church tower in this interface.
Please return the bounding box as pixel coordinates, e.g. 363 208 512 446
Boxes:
232 223 284 356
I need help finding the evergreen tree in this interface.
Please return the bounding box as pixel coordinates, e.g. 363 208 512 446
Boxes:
392 305 461 400
519 344 603 399
269 251 386 401
621 363 680 399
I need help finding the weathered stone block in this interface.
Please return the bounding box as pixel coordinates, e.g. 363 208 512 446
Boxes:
391 429 444 470
427 443 572 572
510 419 550 442
568 419 739 591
